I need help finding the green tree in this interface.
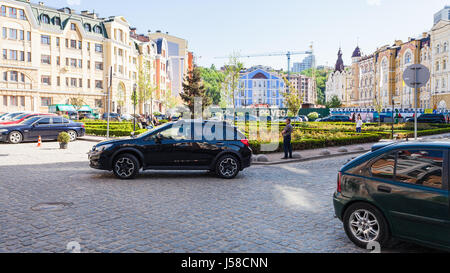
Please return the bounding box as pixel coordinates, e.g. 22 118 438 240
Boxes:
282 76 303 116
325 95 342 108
180 67 212 116
137 61 157 115
222 53 244 116
69 97 85 120
162 89 179 114
198 65 225 105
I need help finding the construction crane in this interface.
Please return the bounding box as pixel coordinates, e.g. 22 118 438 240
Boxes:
215 43 314 82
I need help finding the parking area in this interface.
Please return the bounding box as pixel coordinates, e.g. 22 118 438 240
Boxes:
0 140 436 253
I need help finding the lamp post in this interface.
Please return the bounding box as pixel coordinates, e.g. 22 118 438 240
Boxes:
133 83 137 132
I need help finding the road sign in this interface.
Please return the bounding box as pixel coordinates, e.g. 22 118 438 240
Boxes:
402 64 430 88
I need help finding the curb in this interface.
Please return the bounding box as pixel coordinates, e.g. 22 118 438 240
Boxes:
252 150 370 166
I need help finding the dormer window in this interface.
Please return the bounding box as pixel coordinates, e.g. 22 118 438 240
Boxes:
41 14 50 24
53 17 61 26
84 23 91 32
71 23 76 31
93 25 102 34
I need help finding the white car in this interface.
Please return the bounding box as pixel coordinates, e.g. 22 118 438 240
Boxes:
0 112 31 121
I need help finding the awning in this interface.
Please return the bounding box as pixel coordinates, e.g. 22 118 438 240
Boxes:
78 105 93 112
57 105 76 112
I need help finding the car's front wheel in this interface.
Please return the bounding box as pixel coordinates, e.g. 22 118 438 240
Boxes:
343 203 390 249
8 131 23 144
215 154 240 179
113 153 140 180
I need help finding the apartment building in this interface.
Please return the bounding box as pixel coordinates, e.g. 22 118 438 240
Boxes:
0 0 185 115
288 74 317 105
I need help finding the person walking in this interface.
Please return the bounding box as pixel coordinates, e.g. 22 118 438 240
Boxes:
356 115 363 133
282 118 293 159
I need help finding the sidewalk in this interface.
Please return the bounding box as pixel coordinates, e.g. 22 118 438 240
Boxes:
252 132 450 165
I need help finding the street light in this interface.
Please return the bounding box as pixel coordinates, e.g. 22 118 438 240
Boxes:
133 83 137 132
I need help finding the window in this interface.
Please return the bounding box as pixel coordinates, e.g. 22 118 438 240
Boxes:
93 25 102 34
10 71 18 82
19 51 24 61
18 9 25 20
9 29 17 40
2 27 7 38
9 50 17 60
70 39 77 48
27 52 31 62
71 23 76 31
41 14 50 24
396 150 443 189
57 76 60 86
437 44 441 54
1 6 6 17
95 80 103 89
19 30 24 40
2 96 7 106
20 96 25 106
41 35 50 45
41 97 52 106
158 126 191 141
54 17 61 26
371 153 396 179
87 79 91 88
8 7 16 18
87 42 90 51
84 24 91 32
95 44 103 53
78 41 82 50
2 72 7 81
79 79 83 88
41 54 51 64
70 58 77 67
27 31 31 41
56 37 60 46
41 75 51 85
78 59 82 68
2 49 7 60
10 96 17 106
70 78 77 87
95 62 103 70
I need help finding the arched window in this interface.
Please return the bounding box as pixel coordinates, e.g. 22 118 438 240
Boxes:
404 52 412 64
84 23 91 32
41 14 50 24
437 44 441 54
93 26 102 34
53 17 61 26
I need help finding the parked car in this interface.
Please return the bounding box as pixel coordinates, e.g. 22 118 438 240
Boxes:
0 112 30 122
317 115 351 122
0 113 56 126
102 113 121 121
410 114 447 124
334 141 450 251
88 120 252 180
121 114 134 121
0 116 85 144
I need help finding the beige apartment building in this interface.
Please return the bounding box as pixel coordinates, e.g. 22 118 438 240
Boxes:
288 74 317 105
0 0 182 115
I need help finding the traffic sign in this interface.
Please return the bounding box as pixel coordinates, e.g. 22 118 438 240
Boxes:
402 64 430 89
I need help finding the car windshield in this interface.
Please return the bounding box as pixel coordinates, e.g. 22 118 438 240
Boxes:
12 113 30 121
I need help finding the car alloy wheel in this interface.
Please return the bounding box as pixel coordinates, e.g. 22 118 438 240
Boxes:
9 131 22 144
218 156 239 178
115 158 135 178
349 209 380 243
67 130 77 142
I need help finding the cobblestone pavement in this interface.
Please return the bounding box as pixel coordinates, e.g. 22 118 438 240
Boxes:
0 141 437 253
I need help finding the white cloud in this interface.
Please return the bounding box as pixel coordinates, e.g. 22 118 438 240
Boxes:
67 0 81 6
367 0 381 6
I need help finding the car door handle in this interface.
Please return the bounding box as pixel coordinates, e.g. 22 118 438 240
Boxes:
378 186 392 193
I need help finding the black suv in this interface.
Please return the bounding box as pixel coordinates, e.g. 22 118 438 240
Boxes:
88 120 252 179
415 114 446 124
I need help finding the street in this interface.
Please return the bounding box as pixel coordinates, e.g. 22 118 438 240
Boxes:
0 141 436 253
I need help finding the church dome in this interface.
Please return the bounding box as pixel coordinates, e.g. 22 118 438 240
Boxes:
352 46 361 58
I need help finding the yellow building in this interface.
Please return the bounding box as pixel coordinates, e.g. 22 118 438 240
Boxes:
0 0 181 115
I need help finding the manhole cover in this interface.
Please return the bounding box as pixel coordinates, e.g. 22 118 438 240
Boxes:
31 202 73 211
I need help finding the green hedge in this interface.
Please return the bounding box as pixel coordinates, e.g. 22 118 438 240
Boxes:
250 133 382 154
85 128 147 137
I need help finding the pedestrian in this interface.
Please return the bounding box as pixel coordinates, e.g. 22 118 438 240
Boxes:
281 118 293 159
351 113 356 123
356 115 363 133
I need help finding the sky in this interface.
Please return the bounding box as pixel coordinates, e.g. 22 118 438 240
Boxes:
41 0 448 70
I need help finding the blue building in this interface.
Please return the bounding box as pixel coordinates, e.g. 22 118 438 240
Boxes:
235 69 286 108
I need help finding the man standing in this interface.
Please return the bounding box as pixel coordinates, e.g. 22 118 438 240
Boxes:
282 118 293 159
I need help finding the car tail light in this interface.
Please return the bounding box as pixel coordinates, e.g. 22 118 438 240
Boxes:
240 139 249 147
337 172 342 193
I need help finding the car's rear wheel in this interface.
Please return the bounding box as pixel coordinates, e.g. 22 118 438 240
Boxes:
8 131 23 144
343 203 390 249
113 153 140 180
215 154 240 179
67 130 77 142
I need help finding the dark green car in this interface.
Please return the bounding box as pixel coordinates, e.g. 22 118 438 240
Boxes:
334 141 450 251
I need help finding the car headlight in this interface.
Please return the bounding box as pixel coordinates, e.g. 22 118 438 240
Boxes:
0 129 8 133
94 144 113 152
